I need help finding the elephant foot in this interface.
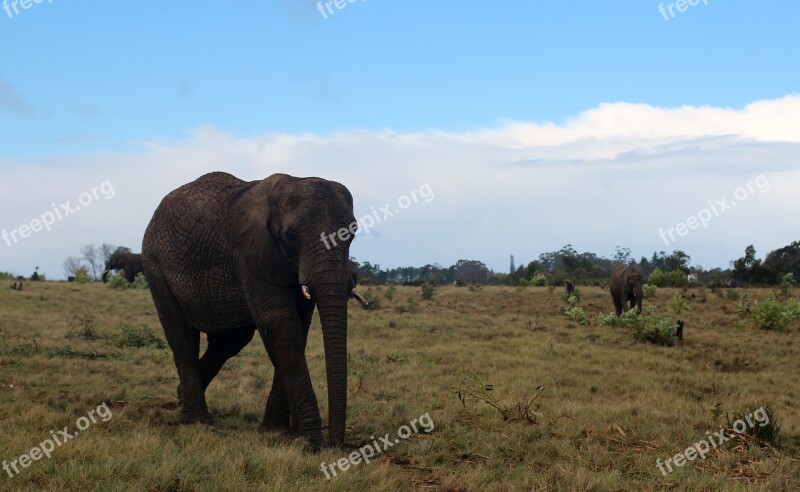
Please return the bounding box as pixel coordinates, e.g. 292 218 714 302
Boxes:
178 409 214 425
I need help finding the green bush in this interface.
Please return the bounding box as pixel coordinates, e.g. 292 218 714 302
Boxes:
642 284 657 298
635 314 677 347
106 272 129 289
385 284 396 301
596 309 639 328
529 273 547 287
113 324 166 348
421 283 434 300
132 273 149 289
749 296 799 331
0 272 15 280
726 289 741 301
647 268 688 287
564 306 588 325
730 405 781 447
359 290 381 310
669 294 691 315
74 266 93 284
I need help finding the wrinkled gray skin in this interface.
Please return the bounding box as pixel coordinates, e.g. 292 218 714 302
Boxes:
102 252 144 283
142 172 364 449
609 267 644 316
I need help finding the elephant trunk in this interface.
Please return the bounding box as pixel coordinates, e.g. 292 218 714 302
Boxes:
634 284 643 313
101 269 110 283
306 247 349 447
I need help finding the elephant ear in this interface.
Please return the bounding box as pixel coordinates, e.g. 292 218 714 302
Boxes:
628 272 644 287
225 175 297 287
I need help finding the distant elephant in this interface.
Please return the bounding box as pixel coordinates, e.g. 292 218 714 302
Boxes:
102 252 144 283
609 267 644 316
142 172 367 450
565 281 575 297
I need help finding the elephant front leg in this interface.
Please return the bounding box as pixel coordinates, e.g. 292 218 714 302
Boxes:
260 372 291 434
256 317 323 449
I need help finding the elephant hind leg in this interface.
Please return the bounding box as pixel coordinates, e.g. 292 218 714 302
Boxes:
148 270 211 424
200 326 256 390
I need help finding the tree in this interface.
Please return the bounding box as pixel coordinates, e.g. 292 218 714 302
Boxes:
509 255 515 274
63 256 84 278
80 244 103 281
763 240 800 279
732 245 776 284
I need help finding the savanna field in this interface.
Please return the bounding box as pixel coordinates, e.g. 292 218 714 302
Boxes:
0 282 798 491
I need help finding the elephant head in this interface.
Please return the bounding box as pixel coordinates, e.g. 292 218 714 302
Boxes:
609 267 644 316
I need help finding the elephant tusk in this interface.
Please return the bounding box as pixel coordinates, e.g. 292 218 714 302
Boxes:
301 285 312 300
352 289 369 305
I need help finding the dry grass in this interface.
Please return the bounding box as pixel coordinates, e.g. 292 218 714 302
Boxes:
0 282 798 491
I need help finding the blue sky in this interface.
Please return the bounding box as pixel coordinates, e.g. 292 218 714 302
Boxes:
1 0 799 278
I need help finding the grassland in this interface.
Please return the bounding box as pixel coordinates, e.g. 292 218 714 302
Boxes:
0 282 798 491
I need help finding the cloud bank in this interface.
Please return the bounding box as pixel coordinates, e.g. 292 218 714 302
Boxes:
2 95 798 279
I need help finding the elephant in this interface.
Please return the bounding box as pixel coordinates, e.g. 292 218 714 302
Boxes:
102 252 144 283
565 280 575 297
142 172 367 450
609 267 644 316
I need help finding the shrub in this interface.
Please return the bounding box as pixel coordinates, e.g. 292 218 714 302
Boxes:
635 315 677 347
726 289 741 301
113 324 166 348
0 272 14 280
106 272 129 289
647 267 688 287
730 405 781 447
564 306 588 325
74 266 93 284
359 290 381 310
468 283 482 292
669 294 691 315
749 296 799 331
394 296 418 314
596 309 639 328
132 273 149 289
421 283 434 300
642 284 657 298
385 284 396 301
529 273 547 287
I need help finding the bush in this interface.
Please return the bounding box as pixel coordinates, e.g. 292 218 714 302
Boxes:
730 405 781 447
113 324 166 348
468 283 482 292
106 272 129 289
0 272 14 280
529 273 547 287
647 268 688 287
132 273 149 289
359 290 381 310
669 294 691 315
564 306 588 325
597 309 639 328
74 266 93 284
749 296 800 331
726 289 741 301
385 284 396 301
635 315 677 347
421 283 434 300
394 296 418 314
642 284 657 298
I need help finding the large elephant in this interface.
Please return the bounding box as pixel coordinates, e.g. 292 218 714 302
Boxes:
142 172 366 450
609 267 644 316
102 252 144 283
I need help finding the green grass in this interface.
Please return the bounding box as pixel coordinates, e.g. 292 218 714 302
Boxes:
0 283 798 490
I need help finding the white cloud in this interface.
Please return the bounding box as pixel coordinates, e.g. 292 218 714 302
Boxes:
2 96 799 278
